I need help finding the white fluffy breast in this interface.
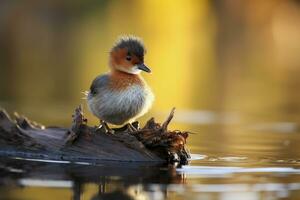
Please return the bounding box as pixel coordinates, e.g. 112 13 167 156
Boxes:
87 83 154 124
132 84 154 119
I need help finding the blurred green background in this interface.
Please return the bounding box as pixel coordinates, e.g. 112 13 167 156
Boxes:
0 0 300 128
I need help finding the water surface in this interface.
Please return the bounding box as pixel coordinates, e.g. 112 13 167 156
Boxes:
1 119 300 200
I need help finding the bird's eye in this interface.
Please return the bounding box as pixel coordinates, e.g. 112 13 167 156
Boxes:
126 55 132 61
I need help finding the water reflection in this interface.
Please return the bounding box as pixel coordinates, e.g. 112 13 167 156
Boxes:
2 156 300 199
0 157 184 200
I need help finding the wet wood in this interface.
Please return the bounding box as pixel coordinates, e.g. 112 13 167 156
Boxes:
0 106 190 164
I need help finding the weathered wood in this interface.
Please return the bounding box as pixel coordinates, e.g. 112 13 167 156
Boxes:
0 106 190 164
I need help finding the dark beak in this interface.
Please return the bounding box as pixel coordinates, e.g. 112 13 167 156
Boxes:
137 63 151 73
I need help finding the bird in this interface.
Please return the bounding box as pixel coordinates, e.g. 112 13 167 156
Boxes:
86 35 154 132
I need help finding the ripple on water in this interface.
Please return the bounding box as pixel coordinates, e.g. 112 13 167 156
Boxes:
176 165 300 177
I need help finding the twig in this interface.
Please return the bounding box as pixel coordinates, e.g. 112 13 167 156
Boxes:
161 107 175 131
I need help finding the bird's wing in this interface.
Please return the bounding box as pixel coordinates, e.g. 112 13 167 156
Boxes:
90 74 110 95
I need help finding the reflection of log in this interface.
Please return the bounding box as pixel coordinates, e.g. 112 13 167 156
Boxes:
0 106 190 164
0 156 185 200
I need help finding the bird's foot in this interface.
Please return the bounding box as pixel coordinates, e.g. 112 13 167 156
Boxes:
99 120 114 134
125 122 139 132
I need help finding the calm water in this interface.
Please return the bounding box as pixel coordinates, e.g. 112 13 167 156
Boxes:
1 117 300 200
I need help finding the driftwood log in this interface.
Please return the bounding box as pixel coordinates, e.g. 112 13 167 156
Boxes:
0 106 190 164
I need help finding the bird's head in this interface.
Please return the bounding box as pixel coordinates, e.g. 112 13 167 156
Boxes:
109 35 151 74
